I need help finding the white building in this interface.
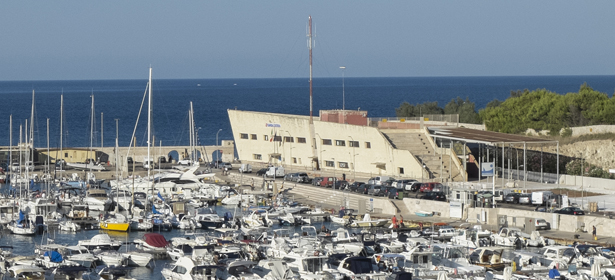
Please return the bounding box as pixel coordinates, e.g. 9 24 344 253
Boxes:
228 109 431 179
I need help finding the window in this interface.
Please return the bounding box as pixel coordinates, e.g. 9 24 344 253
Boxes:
253 154 262 160
325 160 335 167
251 134 257 140
349 141 359 147
65 152 69 157
263 135 269 141
292 157 297 164
274 136 282 142
297 137 306 143
322 139 332 145
240 133 248 139
399 167 404 174
284 136 294 143
365 142 371 149
339 162 349 168
335 140 346 146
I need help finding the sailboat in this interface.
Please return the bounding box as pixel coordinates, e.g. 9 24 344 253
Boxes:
7 210 36 235
66 95 106 171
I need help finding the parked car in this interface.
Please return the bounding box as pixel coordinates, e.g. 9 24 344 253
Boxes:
504 193 521 204
394 179 417 190
408 182 422 192
349 182 364 193
554 207 585 215
357 184 372 194
382 186 397 198
421 191 447 202
221 162 233 170
284 173 299 181
419 182 443 193
238 164 252 173
256 168 268 176
388 188 405 199
518 194 531 204
367 185 385 196
312 177 323 186
333 180 349 190
383 178 397 187
320 177 336 188
367 176 392 186
294 172 310 183
535 218 549 230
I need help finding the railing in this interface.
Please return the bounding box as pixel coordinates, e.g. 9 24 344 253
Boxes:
368 114 459 125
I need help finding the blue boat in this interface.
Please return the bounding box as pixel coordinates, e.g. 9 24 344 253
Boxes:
415 211 434 217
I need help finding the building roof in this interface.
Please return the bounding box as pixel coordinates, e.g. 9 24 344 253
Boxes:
428 127 556 145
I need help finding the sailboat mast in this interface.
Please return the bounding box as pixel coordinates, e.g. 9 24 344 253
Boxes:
30 90 35 167
9 115 12 185
19 124 22 198
308 15 314 124
147 67 152 191
189 102 194 163
89 94 94 175
46 118 49 194
60 94 63 168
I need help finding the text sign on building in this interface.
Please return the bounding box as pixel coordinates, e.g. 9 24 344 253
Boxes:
266 123 281 128
481 162 494 177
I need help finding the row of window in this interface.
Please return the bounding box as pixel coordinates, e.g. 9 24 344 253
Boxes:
324 160 349 169
322 139 369 149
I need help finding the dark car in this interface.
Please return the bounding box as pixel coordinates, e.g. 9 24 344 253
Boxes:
388 188 405 199
382 186 397 198
504 193 521 204
312 177 323 186
554 207 585 215
358 184 372 194
295 172 310 183
333 180 349 190
419 182 443 193
349 182 364 193
421 191 447 202
256 168 268 176
395 179 417 190
409 182 422 192
383 178 397 187
368 185 385 196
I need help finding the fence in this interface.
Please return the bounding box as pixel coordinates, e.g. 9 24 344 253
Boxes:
368 114 459 127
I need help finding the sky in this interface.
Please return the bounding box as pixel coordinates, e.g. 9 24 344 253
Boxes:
1 1 615 80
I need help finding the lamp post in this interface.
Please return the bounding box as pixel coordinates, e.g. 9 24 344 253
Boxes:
340 66 346 110
216 129 222 167
349 136 356 180
284 131 293 173
315 133 323 170
332 158 336 182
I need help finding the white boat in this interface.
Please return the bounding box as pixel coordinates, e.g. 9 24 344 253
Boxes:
121 251 153 267
78 234 122 251
96 251 126 266
66 161 106 171
194 208 222 229
58 220 81 232
64 246 97 268
134 233 169 255
161 256 218 280
348 213 388 228
7 211 36 235
4 265 45 280
221 194 254 205
216 260 262 280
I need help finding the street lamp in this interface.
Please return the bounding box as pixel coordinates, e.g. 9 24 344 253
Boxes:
216 129 222 166
332 158 336 181
340 66 346 110
284 131 293 173
315 133 323 170
349 136 356 180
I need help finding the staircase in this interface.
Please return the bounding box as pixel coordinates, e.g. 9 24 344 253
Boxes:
381 131 464 182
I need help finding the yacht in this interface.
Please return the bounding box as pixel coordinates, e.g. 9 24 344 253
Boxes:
78 234 122 251
161 256 218 280
194 207 223 229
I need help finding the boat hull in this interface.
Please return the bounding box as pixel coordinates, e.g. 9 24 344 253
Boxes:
99 222 130 232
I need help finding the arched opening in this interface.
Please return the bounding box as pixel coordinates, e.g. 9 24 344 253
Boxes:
167 150 179 164
211 150 222 167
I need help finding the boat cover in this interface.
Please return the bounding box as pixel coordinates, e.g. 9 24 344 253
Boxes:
152 205 162 215
16 210 25 228
44 251 63 263
143 233 168 247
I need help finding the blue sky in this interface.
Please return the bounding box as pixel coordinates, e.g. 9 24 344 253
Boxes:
1 1 615 80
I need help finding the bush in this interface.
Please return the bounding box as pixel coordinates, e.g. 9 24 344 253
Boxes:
561 127 573 137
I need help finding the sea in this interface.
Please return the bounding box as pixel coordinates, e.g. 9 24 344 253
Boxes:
1 76 615 153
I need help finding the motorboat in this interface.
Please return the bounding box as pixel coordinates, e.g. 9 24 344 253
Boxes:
348 213 388 228
7 211 36 235
129 217 154 231
194 207 223 229
468 247 510 271
134 233 169 255
78 234 122 251
63 245 97 268
4 265 45 280
58 220 81 232
337 256 387 280
161 256 218 280
491 227 545 247
121 251 154 267
431 244 486 274
216 260 262 280
96 251 126 266
252 259 300 279
99 213 130 232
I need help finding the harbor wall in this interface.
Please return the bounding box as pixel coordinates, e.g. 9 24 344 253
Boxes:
402 198 452 218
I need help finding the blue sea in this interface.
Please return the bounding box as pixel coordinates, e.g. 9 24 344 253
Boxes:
0 76 614 149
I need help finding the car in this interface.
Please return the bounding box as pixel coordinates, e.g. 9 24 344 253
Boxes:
357 184 372 194
158 156 167 164
554 207 585 215
382 178 397 187
312 177 323 186
387 188 405 199
535 218 549 230
367 185 385 196
238 164 252 173
419 182 443 193
284 173 298 181
382 186 397 198
221 162 233 170
320 177 336 188
349 182 364 193
256 168 268 176
518 194 531 204
210 160 223 168
294 172 310 183
408 182 422 192
421 191 447 202
504 193 521 204
395 179 418 190
333 180 349 190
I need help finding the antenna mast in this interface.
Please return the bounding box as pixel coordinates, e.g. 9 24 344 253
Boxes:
308 15 314 124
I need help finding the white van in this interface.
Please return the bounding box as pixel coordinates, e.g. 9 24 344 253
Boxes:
265 166 285 178
531 191 554 205
239 164 252 173
367 176 392 186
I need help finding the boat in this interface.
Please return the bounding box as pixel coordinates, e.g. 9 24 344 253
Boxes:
348 213 388 227
7 211 36 235
161 256 218 280
4 265 45 280
58 220 81 232
99 213 130 232
78 234 122 251
468 247 509 271
63 246 97 268
121 251 154 267
415 211 434 217
135 233 169 255
194 208 223 229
